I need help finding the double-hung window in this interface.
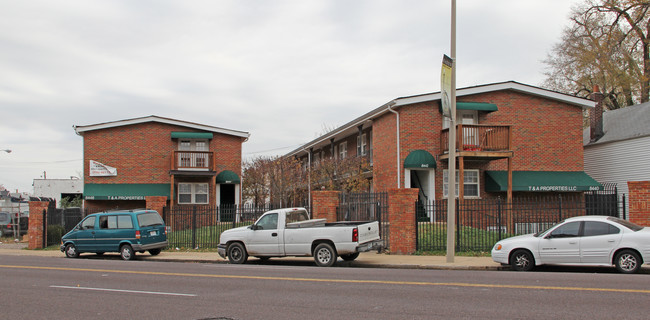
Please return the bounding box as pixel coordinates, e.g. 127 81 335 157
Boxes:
357 133 367 156
339 141 347 159
443 169 480 198
178 183 209 204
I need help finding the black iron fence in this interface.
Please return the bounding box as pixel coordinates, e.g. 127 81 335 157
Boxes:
46 207 84 246
162 204 308 249
416 194 626 253
337 192 389 250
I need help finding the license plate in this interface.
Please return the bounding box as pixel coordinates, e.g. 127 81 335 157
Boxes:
150 230 158 236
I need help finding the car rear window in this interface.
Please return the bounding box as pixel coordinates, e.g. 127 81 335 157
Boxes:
608 216 643 231
137 212 164 227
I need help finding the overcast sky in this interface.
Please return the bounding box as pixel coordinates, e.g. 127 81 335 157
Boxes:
0 0 579 193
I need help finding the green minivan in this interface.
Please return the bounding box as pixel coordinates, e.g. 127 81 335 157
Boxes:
60 209 169 260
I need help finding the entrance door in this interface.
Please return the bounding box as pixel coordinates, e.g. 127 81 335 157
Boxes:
407 169 435 222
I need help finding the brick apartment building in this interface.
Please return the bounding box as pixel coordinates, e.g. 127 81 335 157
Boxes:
287 81 602 203
74 116 249 211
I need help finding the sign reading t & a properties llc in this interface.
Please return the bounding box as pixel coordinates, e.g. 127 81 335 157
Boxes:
89 160 117 176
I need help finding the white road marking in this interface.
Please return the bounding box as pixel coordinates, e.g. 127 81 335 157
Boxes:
50 285 197 297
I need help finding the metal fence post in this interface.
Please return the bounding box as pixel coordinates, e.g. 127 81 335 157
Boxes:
191 206 197 249
497 197 502 241
558 194 563 221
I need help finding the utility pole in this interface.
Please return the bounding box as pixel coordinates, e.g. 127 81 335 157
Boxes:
446 0 457 263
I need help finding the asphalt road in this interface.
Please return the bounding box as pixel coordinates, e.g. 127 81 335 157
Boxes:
1 255 649 320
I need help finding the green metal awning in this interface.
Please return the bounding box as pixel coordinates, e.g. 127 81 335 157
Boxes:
216 170 240 184
439 102 498 113
485 171 602 192
171 132 214 139
404 150 437 169
84 183 170 200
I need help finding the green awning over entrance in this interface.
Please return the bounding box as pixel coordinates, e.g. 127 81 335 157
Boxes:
404 150 437 169
84 183 170 200
439 102 498 113
171 132 214 139
485 171 602 192
216 170 240 184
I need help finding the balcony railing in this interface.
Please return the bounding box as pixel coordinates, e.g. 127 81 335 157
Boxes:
440 124 512 154
171 151 214 171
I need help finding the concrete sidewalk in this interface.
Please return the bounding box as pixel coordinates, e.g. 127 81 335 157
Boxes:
0 243 504 270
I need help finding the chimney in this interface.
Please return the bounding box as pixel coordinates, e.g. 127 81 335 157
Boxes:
590 85 604 142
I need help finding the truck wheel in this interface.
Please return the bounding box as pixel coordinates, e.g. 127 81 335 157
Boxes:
340 252 359 261
149 249 162 256
120 244 135 261
314 243 337 267
228 242 248 264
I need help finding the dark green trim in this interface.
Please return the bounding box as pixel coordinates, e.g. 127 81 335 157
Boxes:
439 102 498 113
216 170 240 184
404 150 437 169
485 171 602 192
84 183 170 200
171 132 213 139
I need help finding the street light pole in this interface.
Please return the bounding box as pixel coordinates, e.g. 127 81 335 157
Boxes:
446 0 457 263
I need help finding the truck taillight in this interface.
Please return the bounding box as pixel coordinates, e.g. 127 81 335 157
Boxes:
352 228 358 242
135 230 141 239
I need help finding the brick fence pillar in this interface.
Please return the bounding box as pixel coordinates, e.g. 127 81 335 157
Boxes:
28 201 50 249
628 181 650 226
388 188 419 254
146 196 168 217
311 191 340 222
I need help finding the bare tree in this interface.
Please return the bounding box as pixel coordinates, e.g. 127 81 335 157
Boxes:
544 0 650 109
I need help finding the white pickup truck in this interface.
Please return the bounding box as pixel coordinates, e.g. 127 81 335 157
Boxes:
217 207 383 267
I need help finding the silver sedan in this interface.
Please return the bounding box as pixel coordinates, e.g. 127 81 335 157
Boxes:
491 216 650 273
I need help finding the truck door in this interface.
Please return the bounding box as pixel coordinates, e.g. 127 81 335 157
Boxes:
247 213 283 255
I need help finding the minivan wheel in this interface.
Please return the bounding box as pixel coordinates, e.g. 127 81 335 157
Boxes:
64 244 79 258
149 249 161 256
120 244 135 261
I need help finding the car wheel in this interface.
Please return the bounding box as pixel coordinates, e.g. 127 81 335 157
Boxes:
615 250 641 274
340 252 360 261
510 249 534 271
120 244 135 261
149 249 162 256
255 256 270 262
64 244 79 258
227 242 248 264
96 252 104 256
314 243 337 267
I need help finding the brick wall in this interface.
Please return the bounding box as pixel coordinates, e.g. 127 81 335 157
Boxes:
388 188 418 254
370 90 586 199
82 121 244 206
146 196 168 217
311 191 340 222
628 181 650 226
28 201 50 249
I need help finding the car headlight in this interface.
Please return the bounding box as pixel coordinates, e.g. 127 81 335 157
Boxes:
494 244 502 251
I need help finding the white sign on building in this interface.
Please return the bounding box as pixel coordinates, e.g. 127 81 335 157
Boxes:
89 160 117 176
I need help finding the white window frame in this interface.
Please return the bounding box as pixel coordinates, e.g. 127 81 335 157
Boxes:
339 141 347 159
443 110 478 129
178 183 209 204
357 133 367 156
443 169 480 198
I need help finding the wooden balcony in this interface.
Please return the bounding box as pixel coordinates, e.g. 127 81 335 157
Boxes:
439 124 513 160
171 151 215 172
